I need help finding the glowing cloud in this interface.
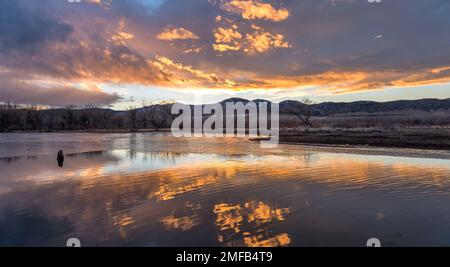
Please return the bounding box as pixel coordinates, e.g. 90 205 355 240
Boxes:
157 27 200 41
111 18 134 45
220 0 290 22
212 24 290 54
245 29 290 54
214 26 242 43
213 26 243 52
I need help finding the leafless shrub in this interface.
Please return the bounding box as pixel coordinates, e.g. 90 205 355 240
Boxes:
26 105 44 131
286 98 314 128
126 106 146 132
62 105 79 130
144 104 171 131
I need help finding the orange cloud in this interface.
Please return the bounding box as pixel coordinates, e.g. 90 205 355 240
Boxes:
214 26 242 43
86 0 102 4
220 0 289 22
155 56 220 83
111 31 134 45
85 0 111 6
157 27 199 41
213 26 243 52
245 30 290 54
231 67 450 94
213 43 242 52
152 56 237 88
111 18 134 45
212 24 290 54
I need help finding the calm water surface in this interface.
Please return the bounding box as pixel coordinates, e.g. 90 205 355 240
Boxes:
1 133 450 247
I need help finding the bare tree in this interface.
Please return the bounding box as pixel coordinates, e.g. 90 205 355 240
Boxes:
82 104 96 129
26 105 43 131
287 97 315 128
143 104 171 131
0 102 24 131
109 113 126 129
126 106 145 132
97 109 114 129
62 105 78 130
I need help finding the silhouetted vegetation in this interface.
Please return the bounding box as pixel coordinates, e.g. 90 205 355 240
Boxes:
0 102 173 132
285 97 314 128
1 98 450 132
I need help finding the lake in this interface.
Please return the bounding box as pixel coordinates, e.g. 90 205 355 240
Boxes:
1 133 450 247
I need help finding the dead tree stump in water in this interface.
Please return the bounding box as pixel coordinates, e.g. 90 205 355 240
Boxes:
57 150 65 168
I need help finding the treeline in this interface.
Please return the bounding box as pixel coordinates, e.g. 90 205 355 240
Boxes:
0 102 173 132
2 100 450 132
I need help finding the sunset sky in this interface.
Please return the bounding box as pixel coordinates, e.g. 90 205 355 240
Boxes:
1 0 450 109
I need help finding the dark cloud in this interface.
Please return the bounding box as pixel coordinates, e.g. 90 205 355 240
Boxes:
0 0 73 54
0 76 121 107
1 43 169 86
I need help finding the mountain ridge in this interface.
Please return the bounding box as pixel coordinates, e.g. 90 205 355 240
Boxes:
147 98 450 116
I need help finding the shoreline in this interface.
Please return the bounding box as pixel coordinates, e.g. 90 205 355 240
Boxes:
2 128 450 160
258 128 450 159
274 141 450 160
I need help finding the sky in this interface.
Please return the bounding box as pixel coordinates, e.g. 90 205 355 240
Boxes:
0 0 450 109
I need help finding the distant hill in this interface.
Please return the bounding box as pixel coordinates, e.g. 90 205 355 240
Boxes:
279 98 450 117
141 98 450 116
213 98 450 117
